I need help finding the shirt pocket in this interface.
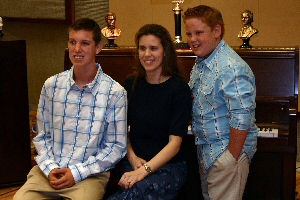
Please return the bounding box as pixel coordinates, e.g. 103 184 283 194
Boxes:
195 84 215 116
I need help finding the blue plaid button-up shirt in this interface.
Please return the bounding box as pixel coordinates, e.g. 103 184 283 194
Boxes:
189 39 258 170
33 63 127 183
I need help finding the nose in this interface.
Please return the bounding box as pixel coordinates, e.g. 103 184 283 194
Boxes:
74 43 82 52
189 34 197 43
144 49 151 56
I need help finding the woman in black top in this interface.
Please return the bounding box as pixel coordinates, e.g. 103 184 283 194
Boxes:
108 24 192 200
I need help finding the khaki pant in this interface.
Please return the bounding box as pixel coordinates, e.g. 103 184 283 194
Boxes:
14 165 110 200
199 150 249 200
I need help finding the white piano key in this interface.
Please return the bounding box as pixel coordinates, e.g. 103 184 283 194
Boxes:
258 128 278 138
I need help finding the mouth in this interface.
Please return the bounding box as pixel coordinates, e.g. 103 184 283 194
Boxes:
74 55 83 59
192 44 201 49
144 59 154 65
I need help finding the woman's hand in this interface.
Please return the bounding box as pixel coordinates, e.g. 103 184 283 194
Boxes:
121 135 183 189
126 142 147 170
128 156 147 170
118 166 149 189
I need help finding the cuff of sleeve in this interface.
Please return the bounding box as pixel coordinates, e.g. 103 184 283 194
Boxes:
69 164 90 183
43 163 60 178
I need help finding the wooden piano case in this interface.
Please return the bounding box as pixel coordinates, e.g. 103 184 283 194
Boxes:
239 47 299 200
65 46 299 200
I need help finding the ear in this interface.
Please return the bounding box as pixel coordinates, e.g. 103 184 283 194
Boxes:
96 42 103 54
214 24 222 38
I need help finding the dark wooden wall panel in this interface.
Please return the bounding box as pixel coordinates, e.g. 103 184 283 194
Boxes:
0 40 32 186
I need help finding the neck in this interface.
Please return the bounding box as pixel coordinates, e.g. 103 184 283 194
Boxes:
146 73 170 84
146 73 161 84
73 64 98 88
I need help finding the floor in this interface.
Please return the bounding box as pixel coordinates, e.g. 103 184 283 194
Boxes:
0 185 20 200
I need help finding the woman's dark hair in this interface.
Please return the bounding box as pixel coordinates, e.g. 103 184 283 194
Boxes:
133 24 182 80
68 18 102 45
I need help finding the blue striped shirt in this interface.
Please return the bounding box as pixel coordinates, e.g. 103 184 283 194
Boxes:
33 63 127 183
189 39 258 170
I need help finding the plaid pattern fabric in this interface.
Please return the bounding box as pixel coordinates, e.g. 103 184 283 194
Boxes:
34 64 127 183
189 39 258 170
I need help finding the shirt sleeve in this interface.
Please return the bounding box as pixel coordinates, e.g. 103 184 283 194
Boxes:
222 63 256 130
33 80 60 178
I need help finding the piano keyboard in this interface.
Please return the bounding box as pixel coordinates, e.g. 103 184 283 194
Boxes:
258 128 278 138
132 123 282 140
188 126 280 137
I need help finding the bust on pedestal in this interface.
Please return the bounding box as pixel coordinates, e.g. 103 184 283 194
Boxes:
238 10 258 48
101 12 121 48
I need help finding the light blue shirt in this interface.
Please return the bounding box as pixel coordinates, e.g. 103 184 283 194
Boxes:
33 63 127 183
189 39 258 170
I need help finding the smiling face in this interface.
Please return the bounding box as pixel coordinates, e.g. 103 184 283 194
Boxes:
138 35 164 76
185 18 221 58
68 29 102 69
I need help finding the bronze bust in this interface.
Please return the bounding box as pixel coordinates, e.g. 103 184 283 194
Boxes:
238 10 258 48
101 12 121 38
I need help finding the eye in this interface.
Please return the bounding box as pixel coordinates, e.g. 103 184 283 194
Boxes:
151 46 158 51
186 33 192 37
139 46 146 51
69 40 76 45
196 31 203 35
82 41 90 46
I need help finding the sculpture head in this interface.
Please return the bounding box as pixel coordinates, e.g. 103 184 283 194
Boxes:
105 12 117 30
241 10 254 26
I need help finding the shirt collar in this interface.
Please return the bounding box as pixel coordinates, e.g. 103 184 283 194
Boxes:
66 63 103 96
196 39 225 71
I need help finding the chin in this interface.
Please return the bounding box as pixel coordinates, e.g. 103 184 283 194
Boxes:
193 50 204 57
